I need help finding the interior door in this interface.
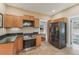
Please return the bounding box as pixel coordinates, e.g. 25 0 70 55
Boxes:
70 16 79 49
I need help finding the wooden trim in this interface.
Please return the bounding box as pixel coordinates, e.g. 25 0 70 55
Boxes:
48 17 67 23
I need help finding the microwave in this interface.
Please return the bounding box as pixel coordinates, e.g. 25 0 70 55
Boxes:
23 20 34 27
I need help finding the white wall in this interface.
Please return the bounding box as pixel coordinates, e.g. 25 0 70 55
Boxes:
0 28 6 35
0 3 6 14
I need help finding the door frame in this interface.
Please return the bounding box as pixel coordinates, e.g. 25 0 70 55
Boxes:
39 20 47 42
68 15 79 48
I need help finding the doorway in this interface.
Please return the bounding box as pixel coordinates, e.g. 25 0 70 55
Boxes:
40 20 47 42
70 16 79 50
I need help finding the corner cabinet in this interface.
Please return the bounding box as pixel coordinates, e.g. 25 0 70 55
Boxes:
34 18 39 28
36 35 42 47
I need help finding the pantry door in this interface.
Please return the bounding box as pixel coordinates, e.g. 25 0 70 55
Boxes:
70 16 79 49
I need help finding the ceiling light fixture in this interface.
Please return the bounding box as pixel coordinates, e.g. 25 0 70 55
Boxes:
52 10 55 12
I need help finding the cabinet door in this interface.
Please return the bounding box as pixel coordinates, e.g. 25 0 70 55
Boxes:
15 36 23 54
4 14 14 27
30 16 34 20
36 35 42 47
17 36 23 52
15 38 18 54
14 16 23 28
0 43 16 55
34 18 39 28
22 15 34 21
24 15 30 20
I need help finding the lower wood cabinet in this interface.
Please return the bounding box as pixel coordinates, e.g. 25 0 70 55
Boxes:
0 43 16 55
15 36 23 54
36 35 42 47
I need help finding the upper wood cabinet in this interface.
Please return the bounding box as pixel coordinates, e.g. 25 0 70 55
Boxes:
22 15 34 21
4 14 23 28
34 18 39 28
21 16 39 28
4 14 14 27
14 16 23 28
48 17 67 23
4 14 40 28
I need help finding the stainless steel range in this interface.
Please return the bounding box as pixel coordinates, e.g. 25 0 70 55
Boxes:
23 32 38 48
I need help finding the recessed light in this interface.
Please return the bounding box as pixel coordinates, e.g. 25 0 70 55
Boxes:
52 10 55 12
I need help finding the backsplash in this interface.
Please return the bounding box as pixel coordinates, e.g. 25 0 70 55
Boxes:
0 28 6 36
0 28 23 40
23 27 39 33
6 28 23 34
5 27 39 34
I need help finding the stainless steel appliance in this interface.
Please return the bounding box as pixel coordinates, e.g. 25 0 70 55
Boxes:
49 22 66 49
23 32 38 48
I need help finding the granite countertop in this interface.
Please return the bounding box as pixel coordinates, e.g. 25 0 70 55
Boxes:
0 36 17 44
0 33 23 44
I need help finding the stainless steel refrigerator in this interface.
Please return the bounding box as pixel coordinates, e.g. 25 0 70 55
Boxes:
49 22 66 49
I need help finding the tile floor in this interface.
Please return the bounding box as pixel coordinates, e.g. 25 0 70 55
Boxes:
19 42 79 55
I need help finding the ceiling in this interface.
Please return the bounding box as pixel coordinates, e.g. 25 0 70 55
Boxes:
6 3 76 16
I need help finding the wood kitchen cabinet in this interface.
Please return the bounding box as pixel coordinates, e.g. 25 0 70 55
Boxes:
14 16 23 28
15 36 23 54
0 43 16 55
36 35 42 47
4 14 23 28
22 15 34 21
4 14 14 27
4 14 40 28
34 18 39 28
